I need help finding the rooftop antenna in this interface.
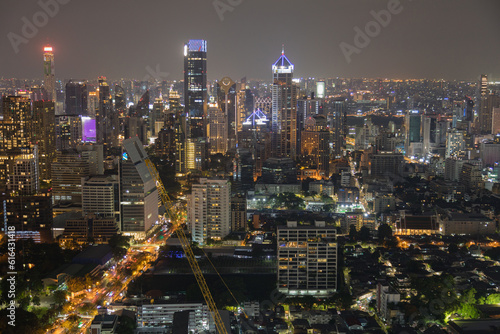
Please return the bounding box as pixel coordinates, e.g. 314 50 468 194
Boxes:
282 43 285 55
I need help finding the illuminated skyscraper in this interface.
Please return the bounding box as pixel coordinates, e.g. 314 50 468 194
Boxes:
478 74 490 134
271 47 298 158
97 76 112 146
184 39 208 139
216 77 236 150
207 105 228 155
43 46 56 101
33 100 56 182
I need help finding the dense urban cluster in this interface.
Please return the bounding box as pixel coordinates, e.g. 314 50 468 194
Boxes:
0 40 500 334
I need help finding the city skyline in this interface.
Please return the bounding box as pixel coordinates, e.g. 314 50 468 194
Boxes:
1 0 499 81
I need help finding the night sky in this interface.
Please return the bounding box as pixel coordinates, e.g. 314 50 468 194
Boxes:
1 0 499 81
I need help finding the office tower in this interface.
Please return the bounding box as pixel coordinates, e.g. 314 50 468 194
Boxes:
188 178 231 246
236 86 254 135
155 125 176 161
239 110 271 179
216 77 236 150
234 148 254 190
120 137 159 239
405 110 423 157
277 221 337 297
185 138 207 171
370 152 404 178
478 74 489 134
328 98 347 158
151 98 165 136
43 46 56 101
114 85 126 116
184 39 208 139
231 194 247 231
55 115 82 150
65 80 88 115
82 175 120 223
33 100 56 182
97 76 112 146
300 115 330 179
422 116 450 156
87 91 98 117
207 105 228 155
464 96 474 123
51 144 104 206
271 47 298 158
297 94 322 154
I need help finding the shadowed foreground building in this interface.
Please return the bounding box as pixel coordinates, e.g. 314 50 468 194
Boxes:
278 221 337 297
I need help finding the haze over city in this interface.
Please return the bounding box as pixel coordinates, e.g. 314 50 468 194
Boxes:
1 0 500 80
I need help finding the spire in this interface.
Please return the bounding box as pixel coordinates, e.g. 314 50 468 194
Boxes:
282 44 285 55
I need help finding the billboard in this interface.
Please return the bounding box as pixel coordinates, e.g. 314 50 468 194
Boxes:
81 116 96 143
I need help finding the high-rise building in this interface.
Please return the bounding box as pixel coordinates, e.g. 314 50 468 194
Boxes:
231 194 247 231
236 86 254 135
328 98 347 158
43 46 56 101
478 74 489 134
55 115 82 151
114 85 126 116
216 77 237 150
7 147 39 196
271 48 298 158
52 144 103 206
184 39 208 139
188 178 231 246
120 137 159 239
300 115 330 179
97 76 112 146
370 152 404 178
297 94 322 153
65 80 88 115
33 100 56 182
0 96 34 191
277 221 337 297
82 175 120 223
405 110 423 157
207 105 228 155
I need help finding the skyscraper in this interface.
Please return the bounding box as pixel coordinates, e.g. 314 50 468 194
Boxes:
328 98 347 158
478 74 489 134
0 96 34 191
33 100 56 182
97 76 112 146
405 110 423 157
43 46 56 101
216 77 236 150
207 105 228 155
65 80 88 115
120 137 159 239
184 39 208 139
271 47 298 159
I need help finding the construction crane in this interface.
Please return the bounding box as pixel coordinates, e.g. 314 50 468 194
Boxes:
144 158 228 334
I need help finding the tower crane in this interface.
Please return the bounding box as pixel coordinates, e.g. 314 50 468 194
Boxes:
144 158 228 334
